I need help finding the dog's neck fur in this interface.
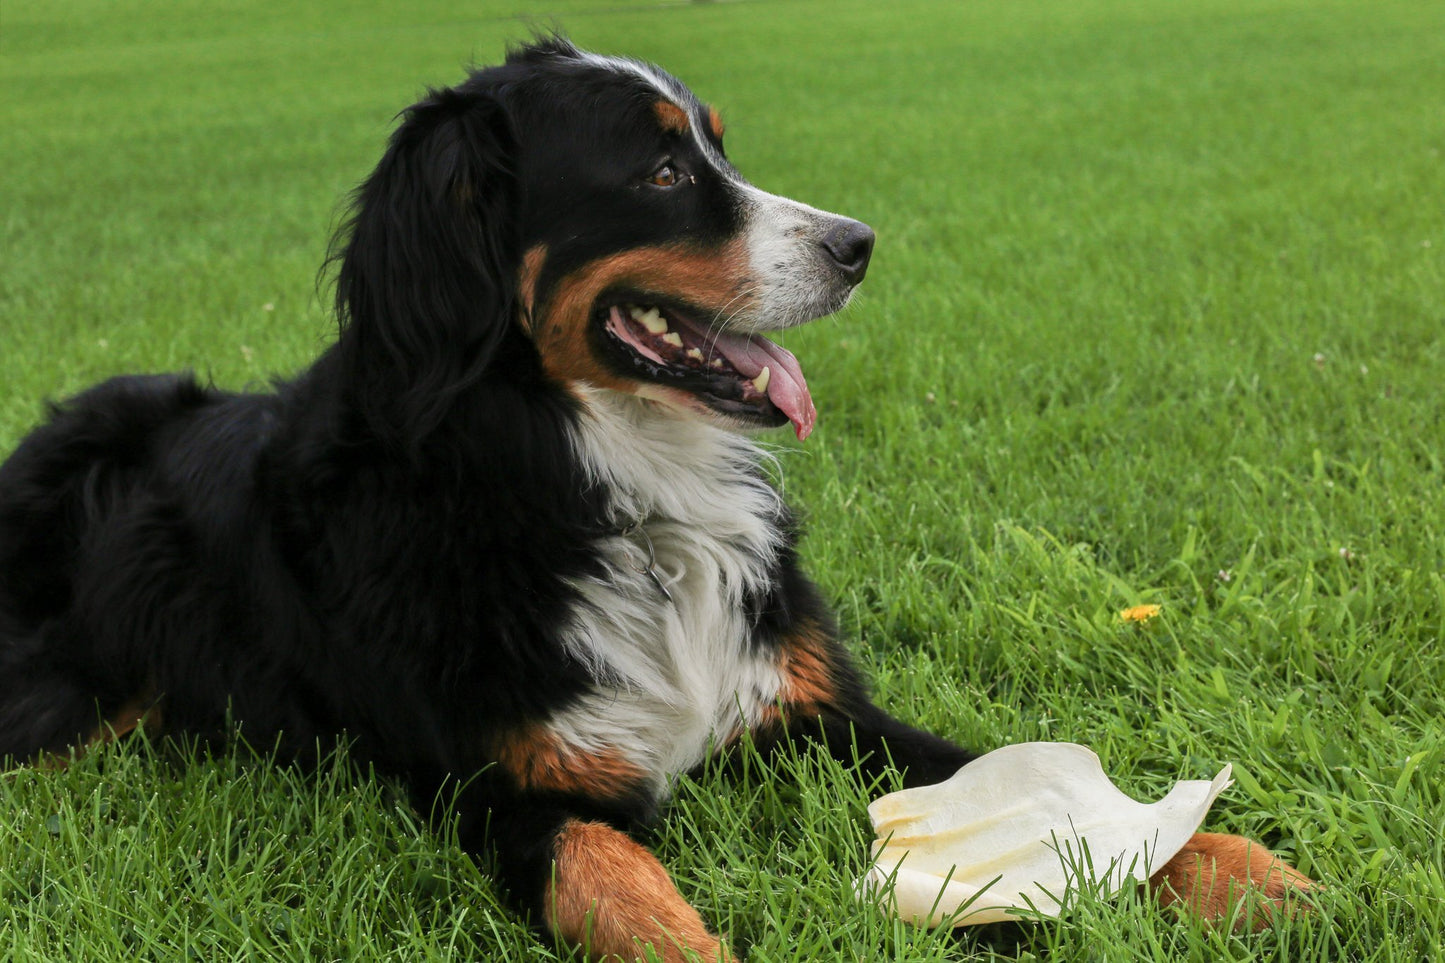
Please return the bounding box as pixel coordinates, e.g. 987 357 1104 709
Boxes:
551 388 790 791
569 389 784 552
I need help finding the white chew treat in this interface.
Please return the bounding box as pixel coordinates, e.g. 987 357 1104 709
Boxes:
856 742 1233 927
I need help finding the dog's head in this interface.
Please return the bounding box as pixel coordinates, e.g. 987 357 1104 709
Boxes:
333 37 872 445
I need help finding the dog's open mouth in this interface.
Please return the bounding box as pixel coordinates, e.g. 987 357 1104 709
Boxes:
599 300 817 439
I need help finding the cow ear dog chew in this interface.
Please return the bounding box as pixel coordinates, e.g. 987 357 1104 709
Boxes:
0 37 1310 961
858 743 1312 930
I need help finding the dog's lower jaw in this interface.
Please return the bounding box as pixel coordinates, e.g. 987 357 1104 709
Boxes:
626 381 789 440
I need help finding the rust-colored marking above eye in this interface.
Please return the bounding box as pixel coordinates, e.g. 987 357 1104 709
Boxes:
654 100 690 135
708 106 725 140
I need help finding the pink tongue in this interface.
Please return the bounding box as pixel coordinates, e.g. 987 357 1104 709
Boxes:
675 319 816 440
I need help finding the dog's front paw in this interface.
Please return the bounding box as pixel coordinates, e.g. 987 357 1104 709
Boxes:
1150 832 1314 931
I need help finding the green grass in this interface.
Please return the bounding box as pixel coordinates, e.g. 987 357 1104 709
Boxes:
3 0 1443 959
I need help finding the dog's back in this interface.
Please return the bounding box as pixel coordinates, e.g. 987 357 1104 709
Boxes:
0 374 237 754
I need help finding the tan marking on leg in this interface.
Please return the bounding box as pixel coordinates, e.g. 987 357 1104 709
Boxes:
530 241 753 395
87 695 163 745
776 618 838 717
490 726 646 802
1151 832 1314 931
39 695 163 769
734 620 840 745
547 819 732 962
707 107 725 141
749 703 783 736
654 101 690 135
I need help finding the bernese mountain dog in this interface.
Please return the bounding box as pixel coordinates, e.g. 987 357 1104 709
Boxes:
0 37 1309 962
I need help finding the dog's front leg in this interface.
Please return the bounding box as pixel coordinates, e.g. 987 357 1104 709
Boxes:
443 780 732 962
1149 831 1315 931
545 818 733 962
769 697 978 790
755 620 1313 929
750 614 977 789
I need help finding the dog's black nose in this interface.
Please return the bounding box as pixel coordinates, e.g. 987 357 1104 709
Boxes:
820 218 875 285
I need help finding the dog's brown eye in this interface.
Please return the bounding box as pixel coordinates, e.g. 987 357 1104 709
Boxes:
647 164 679 188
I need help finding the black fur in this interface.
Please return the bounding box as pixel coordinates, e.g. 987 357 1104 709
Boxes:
0 38 972 953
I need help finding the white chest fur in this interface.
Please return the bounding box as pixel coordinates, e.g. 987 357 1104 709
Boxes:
553 390 787 794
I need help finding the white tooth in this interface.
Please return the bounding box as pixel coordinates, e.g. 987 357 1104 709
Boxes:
754 366 771 393
661 332 683 348
628 305 644 321
711 358 725 368
640 308 668 334
686 348 705 362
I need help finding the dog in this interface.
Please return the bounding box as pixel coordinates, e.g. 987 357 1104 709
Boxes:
0 37 1310 961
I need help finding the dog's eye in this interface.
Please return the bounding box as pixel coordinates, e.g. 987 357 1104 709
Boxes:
647 164 680 188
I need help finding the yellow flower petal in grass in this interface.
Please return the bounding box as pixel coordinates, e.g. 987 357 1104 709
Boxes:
1119 604 1161 624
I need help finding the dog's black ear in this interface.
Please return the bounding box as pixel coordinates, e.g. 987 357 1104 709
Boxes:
331 81 518 449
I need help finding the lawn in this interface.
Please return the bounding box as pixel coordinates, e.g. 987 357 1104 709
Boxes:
2 0 1443 959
